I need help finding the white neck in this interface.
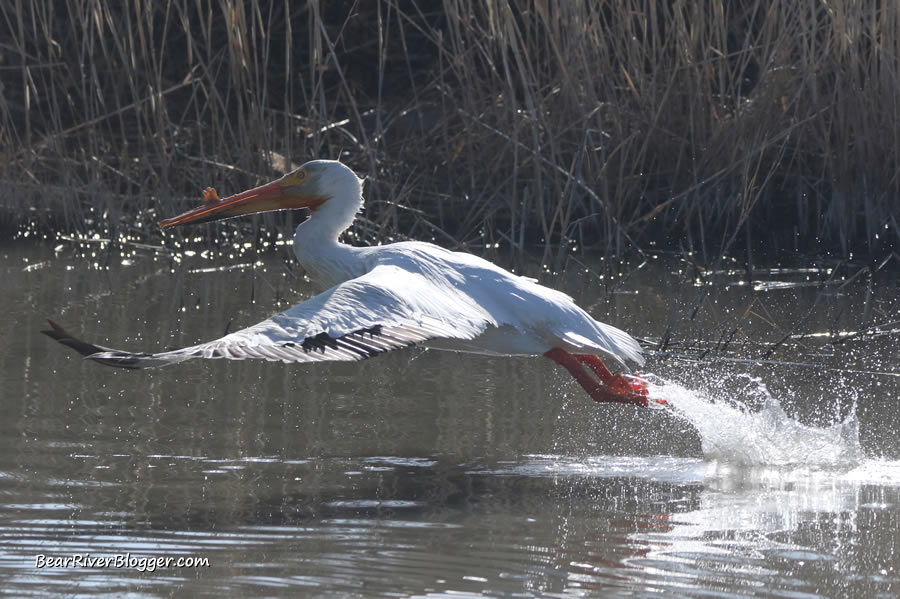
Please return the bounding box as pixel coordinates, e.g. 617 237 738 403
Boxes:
292 163 366 288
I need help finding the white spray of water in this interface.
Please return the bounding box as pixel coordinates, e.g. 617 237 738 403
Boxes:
649 376 863 467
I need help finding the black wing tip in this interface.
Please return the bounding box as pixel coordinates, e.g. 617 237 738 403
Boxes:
42 319 105 358
83 352 148 369
42 318 147 369
41 319 69 342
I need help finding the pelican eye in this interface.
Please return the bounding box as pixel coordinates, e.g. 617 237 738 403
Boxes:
284 169 307 186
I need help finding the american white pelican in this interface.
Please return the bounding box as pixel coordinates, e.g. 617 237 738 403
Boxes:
45 160 664 407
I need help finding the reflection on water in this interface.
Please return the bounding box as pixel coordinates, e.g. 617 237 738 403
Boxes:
2 241 899 596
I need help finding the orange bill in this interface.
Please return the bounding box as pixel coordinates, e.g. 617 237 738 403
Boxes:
159 178 324 230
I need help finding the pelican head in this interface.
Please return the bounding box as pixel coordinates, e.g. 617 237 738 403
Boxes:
160 160 363 231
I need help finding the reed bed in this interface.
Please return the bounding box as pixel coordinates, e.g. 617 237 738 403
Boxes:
1 0 897 260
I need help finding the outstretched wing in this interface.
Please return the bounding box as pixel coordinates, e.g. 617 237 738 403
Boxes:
44 264 497 370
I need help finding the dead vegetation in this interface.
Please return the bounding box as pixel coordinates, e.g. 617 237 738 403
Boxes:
1 1 897 260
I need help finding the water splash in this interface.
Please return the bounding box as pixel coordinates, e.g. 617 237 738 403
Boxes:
650 377 863 468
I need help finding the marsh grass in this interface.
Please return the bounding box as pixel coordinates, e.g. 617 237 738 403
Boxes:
1 0 897 259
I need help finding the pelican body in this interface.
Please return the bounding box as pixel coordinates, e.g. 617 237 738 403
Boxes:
45 160 661 407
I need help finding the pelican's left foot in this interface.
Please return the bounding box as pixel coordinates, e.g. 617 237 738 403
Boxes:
610 373 667 407
608 373 647 396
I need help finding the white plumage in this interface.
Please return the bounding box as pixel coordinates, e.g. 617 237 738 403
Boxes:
45 160 660 407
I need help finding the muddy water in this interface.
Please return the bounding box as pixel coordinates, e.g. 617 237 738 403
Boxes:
2 239 899 597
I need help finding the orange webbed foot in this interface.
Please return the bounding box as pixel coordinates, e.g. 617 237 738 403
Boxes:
608 373 647 396
610 373 668 407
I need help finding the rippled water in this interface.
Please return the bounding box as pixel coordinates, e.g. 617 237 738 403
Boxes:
2 240 899 597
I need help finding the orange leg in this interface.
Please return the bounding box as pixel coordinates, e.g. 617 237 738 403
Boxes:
573 353 615 383
544 348 651 406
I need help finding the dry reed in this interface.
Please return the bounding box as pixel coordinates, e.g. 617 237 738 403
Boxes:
1 0 897 260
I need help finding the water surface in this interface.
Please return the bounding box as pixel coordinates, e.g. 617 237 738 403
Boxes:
2 240 899 597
